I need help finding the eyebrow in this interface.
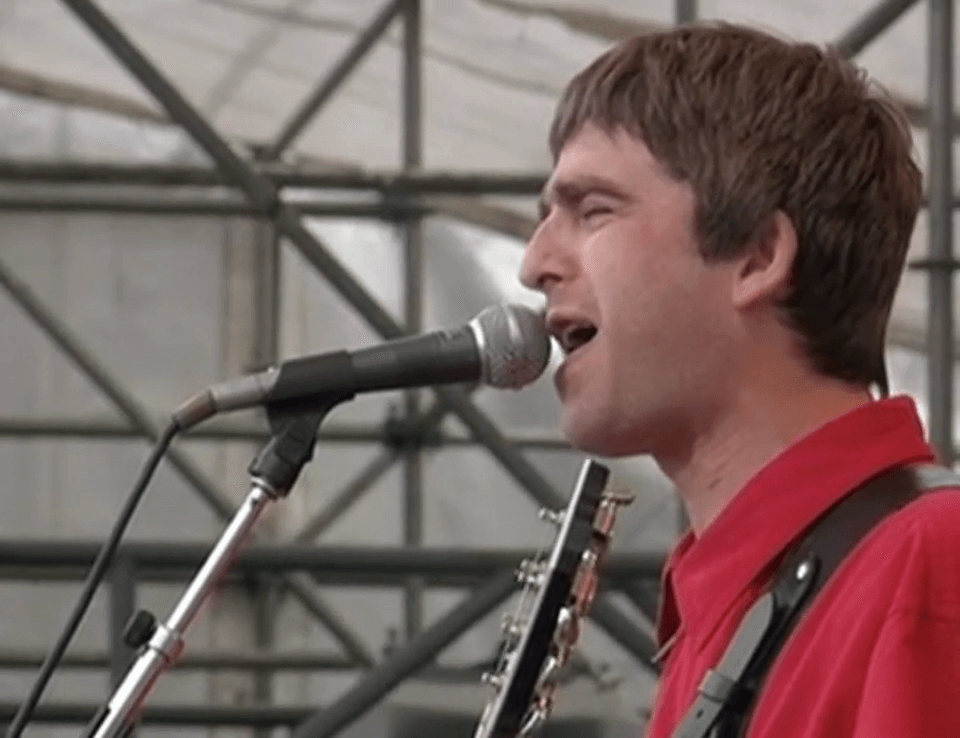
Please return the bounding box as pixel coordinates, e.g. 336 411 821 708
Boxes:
538 175 631 220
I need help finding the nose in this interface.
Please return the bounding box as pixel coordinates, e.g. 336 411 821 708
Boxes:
519 217 571 294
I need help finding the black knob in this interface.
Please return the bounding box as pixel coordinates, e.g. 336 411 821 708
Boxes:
122 609 157 649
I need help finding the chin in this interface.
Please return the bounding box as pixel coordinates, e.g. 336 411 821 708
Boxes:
561 412 645 458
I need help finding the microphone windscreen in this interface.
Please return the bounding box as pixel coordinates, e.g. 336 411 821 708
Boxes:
473 304 551 390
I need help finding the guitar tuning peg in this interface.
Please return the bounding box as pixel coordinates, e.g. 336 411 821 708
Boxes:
515 559 544 586
537 654 561 691
555 605 580 646
519 703 549 737
538 508 565 526
501 613 523 637
481 671 504 690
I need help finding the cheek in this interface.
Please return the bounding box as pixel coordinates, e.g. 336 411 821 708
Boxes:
578 224 731 348
604 266 734 374
579 227 651 291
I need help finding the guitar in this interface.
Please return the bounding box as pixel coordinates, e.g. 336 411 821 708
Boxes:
473 459 634 738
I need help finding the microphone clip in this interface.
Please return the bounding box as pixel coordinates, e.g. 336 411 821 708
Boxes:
249 396 348 498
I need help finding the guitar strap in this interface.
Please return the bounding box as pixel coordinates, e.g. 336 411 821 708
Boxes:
672 462 960 738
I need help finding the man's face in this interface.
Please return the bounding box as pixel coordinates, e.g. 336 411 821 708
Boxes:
521 123 741 458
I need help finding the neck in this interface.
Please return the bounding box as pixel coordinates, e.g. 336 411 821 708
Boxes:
657 370 873 535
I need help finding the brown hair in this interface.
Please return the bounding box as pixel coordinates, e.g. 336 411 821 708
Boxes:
550 23 922 392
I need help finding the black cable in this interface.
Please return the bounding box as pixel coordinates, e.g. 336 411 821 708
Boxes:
5 422 179 738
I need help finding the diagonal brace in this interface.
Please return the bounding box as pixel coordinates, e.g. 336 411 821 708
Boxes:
833 0 921 57
264 0 406 160
0 256 373 666
292 570 517 738
292 396 452 542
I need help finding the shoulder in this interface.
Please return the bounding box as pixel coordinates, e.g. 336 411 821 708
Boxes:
855 487 960 614
885 485 960 555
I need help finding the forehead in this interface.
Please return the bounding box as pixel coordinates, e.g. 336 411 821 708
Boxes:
545 122 674 198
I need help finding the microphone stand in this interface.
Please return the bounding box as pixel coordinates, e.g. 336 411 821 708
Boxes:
80 401 343 738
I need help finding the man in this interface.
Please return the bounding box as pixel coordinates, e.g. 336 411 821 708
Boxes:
521 23 960 738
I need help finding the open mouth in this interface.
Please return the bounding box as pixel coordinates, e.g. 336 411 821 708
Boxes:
558 324 598 356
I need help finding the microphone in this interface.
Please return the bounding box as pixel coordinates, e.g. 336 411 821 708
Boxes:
172 303 551 430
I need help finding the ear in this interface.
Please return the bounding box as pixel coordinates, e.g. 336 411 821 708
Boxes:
731 210 798 310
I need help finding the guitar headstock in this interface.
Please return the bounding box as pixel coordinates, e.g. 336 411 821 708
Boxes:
473 459 634 738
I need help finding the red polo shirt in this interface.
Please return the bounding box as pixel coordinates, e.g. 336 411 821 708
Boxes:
646 396 960 738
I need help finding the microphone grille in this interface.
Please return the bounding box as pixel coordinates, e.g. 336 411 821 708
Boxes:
472 303 551 390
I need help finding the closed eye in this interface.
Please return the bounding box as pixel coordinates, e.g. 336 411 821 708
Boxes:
542 177 629 226
581 203 614 223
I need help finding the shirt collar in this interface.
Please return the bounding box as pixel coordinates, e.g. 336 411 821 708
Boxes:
656 395 935 651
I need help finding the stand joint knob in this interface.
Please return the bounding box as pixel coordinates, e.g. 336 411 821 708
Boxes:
122 610 157 650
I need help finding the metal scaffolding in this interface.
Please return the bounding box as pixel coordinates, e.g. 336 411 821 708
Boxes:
0 0 954 734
